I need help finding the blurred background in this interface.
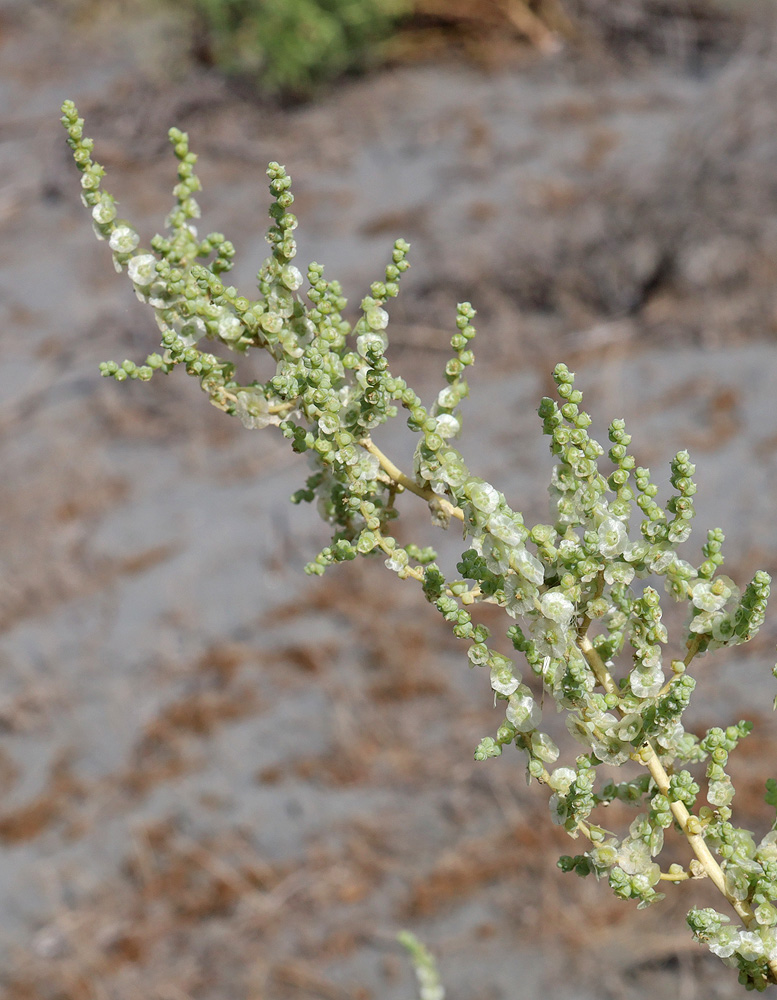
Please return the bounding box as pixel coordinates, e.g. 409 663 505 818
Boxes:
3 0 777 997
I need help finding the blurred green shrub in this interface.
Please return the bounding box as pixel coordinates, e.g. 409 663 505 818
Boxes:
187 0 410 97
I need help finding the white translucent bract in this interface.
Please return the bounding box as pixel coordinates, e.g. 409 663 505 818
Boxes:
707 776 734 807
436 386 458 409
548 793 567 825
708 926 739 959
531 731 559 763
280 265 303 290
92 195 117 224
177 317 207 347
127 253 157 286
598 516 627 558
467 480 499 514
356 331 388 357
506 687 541 732
737 931 766 962
510 547 544 586
434 414 460 439
234 391 281 430
490 665 520 696
487 512 525 547
630 663 664 698
365 306 389 330
691 577 736 612
539 590 574 626
547 767 576 793
218 313 243 342
109 225 140 253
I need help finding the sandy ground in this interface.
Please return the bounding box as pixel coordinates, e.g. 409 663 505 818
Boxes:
3 2 777 998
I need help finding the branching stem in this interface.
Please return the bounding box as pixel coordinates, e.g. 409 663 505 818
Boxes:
581 634 777 982
356 447 770 956
361 437 463 522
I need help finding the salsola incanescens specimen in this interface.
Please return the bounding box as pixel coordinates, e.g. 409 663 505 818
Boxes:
62 99 777 991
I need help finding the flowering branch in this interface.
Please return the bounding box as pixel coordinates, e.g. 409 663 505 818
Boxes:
61 99 777 992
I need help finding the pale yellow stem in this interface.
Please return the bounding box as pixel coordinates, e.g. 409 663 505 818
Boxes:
360 437 464 522
659 869 690 882
578 634 617 695
581 636 777 982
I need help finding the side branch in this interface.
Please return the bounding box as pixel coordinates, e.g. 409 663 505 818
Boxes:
643 745 777 983
577 632 777 979
361 437 464 522
577 634 617 695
